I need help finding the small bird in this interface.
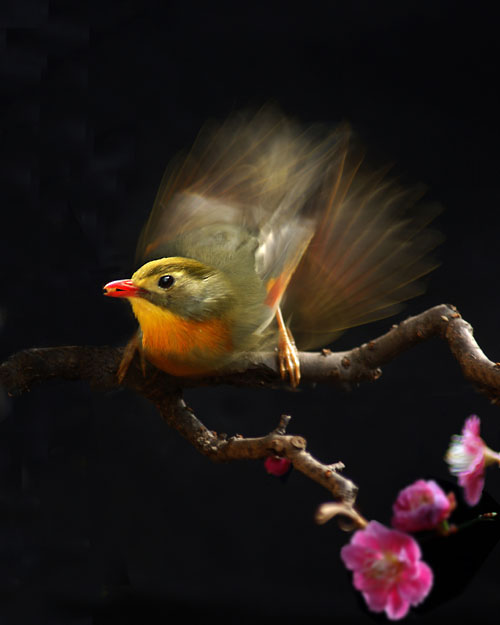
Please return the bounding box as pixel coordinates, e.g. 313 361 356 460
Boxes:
104 109 439 386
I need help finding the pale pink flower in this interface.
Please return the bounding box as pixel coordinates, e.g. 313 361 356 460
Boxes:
445 415 500 506
264 456 291 477
341 521 433 621
391 479 455 533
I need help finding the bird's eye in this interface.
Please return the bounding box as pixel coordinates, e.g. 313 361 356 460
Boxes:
158 275 175 289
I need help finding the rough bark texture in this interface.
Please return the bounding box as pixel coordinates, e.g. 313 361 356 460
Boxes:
2 304 498 523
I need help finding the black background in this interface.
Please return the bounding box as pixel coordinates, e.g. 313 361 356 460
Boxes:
2 2 500 624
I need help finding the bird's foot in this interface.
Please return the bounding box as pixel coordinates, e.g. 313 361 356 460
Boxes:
276 306 301 388
117 332 146 383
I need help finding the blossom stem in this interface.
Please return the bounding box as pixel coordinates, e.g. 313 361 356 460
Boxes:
450 511 498 533
484 447 500 467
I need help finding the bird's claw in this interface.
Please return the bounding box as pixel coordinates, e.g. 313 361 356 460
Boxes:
278 327 301 388
117 345 134 383
117 332 146 383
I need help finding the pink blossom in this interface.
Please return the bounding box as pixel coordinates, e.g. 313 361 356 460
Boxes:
341 521 433 621
391 479 455 532
264 456 291 477
445 415 500 506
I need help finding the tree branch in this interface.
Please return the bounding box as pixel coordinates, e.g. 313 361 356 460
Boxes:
1 304 499 397
1 303 499 519
157 400 358 504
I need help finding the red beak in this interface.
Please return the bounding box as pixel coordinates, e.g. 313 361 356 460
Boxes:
103 279 142 298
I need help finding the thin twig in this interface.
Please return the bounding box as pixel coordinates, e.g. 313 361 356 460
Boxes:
158 396 357 503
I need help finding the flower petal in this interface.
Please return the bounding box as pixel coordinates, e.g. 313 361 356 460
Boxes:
362 589 389 613
398 561 433 605
353 569 390 593
362 521 418 558
463 414 480 438
351 523 384 551
340 544 372 571
386 588 410 621
388 531 421 564
460 468 485 506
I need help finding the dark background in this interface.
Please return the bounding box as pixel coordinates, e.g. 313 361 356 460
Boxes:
2 1 500 623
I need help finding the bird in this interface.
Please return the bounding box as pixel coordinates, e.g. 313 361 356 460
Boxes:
103 109 440 387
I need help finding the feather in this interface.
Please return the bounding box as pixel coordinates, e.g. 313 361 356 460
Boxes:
135 108 441 352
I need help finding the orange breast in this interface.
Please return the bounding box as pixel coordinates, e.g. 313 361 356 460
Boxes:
129 297 233 376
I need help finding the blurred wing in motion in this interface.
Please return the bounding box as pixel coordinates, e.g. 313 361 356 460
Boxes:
283 142 442 349
135 109 347 312
135 108 440 350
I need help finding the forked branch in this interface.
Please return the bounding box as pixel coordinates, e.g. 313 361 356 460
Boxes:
1 303 499 518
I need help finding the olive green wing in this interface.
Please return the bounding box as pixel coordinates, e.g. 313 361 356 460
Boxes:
134 108 342 282
135 109 440 354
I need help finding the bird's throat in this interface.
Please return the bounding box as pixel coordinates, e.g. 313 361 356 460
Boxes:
128 297 233 375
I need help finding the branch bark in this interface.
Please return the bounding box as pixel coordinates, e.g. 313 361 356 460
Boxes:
1 304 499 519
2 304 499 397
